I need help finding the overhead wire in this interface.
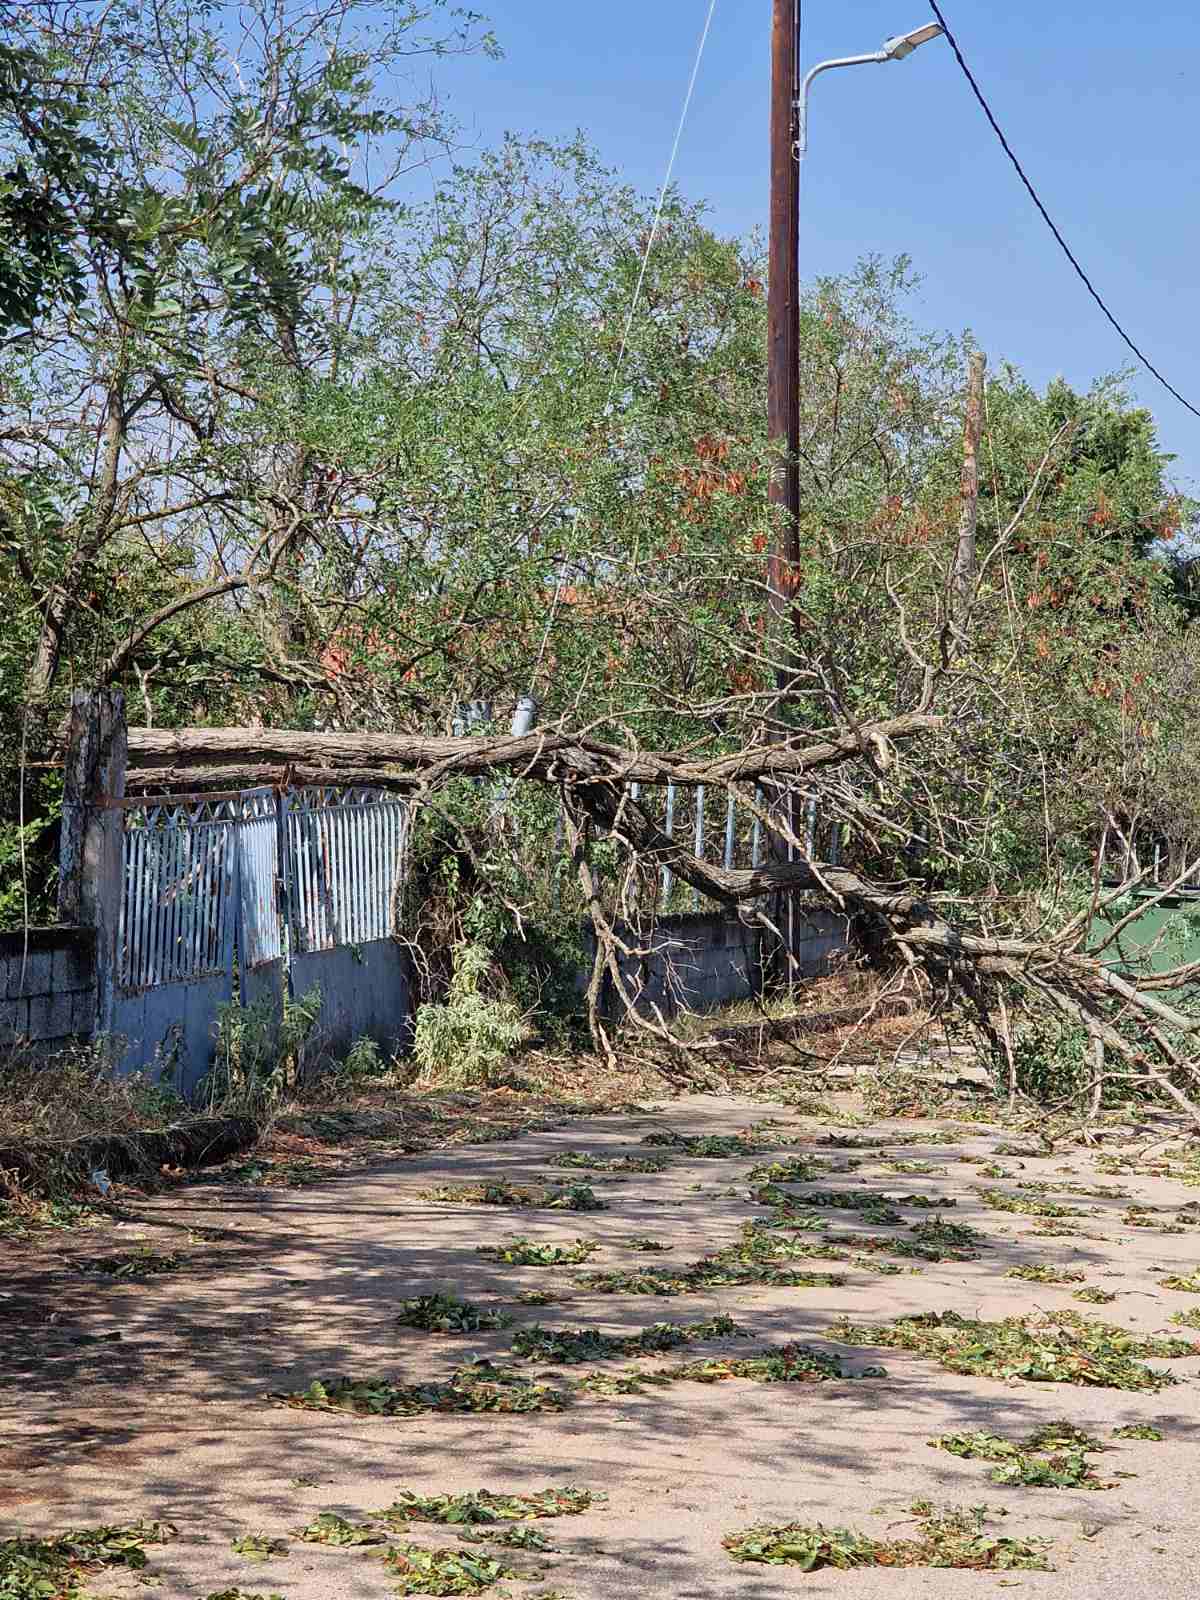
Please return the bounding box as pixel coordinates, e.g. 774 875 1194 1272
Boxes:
531 0 720 690
927 0 1200 423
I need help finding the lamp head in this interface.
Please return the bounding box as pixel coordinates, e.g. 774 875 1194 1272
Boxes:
881 22 945 60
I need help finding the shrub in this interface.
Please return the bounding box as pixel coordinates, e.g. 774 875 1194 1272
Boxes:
412 942 530 1087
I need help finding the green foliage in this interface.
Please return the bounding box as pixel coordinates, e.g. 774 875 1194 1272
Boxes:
931 1425 1111 1489
1159 1269 1200 1292
231 1534 288 1562
413 942 530 1088
396 1295 513 1334
382 1544 516 1596
208 987 322 1110
510 1315 745 1363
827 1308 1192 1390
548 1151 669 1173
272 1364 574 1417
382 1488 599 1527
668 1343 884 1385
723 1503 1051 1572
424 1182 605 1212
297 1513 382 1546
1112 1424 1164 1440
478 1238 598 1266
1004 1264 1087 1284
0 1521 174 1599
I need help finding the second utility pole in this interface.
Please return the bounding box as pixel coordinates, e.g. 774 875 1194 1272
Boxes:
767 0 801 679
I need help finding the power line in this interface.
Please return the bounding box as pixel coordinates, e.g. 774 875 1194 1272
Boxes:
608 0 719 400
927 0 1200 424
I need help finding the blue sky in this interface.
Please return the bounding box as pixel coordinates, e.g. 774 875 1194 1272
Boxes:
428 1 1200 489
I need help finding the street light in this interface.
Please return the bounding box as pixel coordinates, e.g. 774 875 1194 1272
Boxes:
795 22 945 157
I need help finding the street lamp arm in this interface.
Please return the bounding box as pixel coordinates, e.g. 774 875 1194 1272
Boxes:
795 52 888 159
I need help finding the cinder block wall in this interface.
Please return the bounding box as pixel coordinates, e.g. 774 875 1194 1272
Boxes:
0 926 96 1053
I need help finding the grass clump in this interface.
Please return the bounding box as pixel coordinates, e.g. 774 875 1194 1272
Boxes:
548 1151 668 1173
478 1238 597 1266
723 1503 1050 1572
511 1315 745 1364
382 1487 599 1526
271 1363 573 1417
826 1308 1193 1391
1005 1264 1086 1285
382 1543 517 1595
0 1521 174 1598
396 1295 512 1334
423 1183 605 1212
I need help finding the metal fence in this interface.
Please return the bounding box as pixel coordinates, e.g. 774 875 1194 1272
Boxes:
112 785 410 1083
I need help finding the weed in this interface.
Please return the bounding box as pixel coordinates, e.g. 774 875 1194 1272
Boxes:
382 1488 599 1526
827 1309 1194 1390
298 1513 383 1546
397 1295 513 1334
510 1315 745 1363
724 1503 1051 1572
412 941 531 1089
210 985 322 1110
548 1151 668 1173
0 1195 103 1239
1159 1270 1200 1292
1005 1264 1087 1285
0 1522 174 1597
1074 1288 1117 1304
382 1542 517 1595
425 1183 605 1212
1112 1424 1164 1440
478 1238 598 1266
271 1363 573 1417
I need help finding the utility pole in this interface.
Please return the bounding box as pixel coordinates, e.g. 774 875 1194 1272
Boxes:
767 0 801 681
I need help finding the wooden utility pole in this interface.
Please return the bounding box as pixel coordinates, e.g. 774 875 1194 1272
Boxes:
767 0 801 671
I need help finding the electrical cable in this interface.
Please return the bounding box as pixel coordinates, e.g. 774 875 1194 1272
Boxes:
928 0 1200 423
531 0 720 690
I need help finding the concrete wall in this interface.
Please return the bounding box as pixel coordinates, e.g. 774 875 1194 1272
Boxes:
590 905 849 1021
0 925 96 1053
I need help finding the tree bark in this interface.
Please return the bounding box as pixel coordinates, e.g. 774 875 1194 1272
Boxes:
121 711 943 792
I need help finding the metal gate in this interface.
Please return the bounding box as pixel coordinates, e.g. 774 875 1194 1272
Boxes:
112 786 409 1088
